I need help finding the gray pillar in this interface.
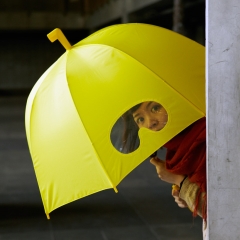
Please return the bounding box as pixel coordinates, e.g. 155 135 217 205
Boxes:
207 0 240 239
121 0 129 23
172 0 185 35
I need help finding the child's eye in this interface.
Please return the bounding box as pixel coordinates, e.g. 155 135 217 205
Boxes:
151 104 161 113
137 117 144 124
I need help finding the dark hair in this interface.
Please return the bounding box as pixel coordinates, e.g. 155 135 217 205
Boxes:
122 104 141 153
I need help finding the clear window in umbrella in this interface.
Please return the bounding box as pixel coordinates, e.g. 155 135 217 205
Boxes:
111 101 168 153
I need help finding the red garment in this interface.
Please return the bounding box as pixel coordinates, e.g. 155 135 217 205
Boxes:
164 117 206 219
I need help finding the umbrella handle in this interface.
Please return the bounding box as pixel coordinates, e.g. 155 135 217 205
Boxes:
150 151 157 158
47 28 72 50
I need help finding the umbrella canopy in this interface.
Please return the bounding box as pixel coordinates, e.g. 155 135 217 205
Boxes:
25 23 205 219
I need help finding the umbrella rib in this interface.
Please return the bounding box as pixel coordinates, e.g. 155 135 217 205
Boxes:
92 145 118 193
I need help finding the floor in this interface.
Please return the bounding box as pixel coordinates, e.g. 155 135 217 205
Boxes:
0 95 203 240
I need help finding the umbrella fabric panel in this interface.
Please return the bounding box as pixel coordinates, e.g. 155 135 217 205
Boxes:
66 44 204 186
25 57 59 154
26 54 114 215
75 23 205 114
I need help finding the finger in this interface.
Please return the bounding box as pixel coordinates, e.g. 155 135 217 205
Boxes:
175 198 185 205
172 189 180 197
176 200 188 208
149 157 161 166
177 203 187 208
174 197 188 208
172 185 180 195
150 157 166 164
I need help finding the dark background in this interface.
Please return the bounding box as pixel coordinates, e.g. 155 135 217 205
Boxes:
0 1 204 239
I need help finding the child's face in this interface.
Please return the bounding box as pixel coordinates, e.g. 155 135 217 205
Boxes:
132 101 168 131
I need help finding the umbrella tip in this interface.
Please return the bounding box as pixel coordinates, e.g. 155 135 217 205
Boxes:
47 28 72 51
46 213 50 219
113 187 118 193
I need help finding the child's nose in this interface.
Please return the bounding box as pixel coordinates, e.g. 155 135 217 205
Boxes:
145 117 158 130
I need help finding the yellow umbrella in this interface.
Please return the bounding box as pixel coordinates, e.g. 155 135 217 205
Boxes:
25 23 205 219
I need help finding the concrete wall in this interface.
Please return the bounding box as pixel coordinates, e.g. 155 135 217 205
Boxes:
206 0 240 238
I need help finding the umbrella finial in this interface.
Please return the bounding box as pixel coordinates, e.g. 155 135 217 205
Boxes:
47 28 72 50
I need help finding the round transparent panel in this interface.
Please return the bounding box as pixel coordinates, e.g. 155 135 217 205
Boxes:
110 101 168 153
